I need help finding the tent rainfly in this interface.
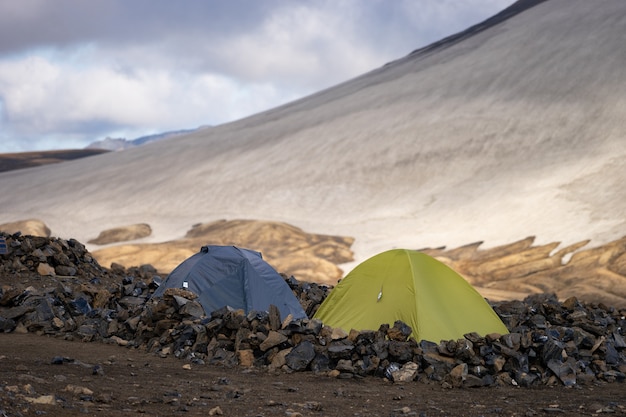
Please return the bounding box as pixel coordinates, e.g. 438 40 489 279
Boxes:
152 245 307 321
313 249 508 342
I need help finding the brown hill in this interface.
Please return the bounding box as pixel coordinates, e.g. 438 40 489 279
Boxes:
0 219 51 237
421 236 626 307
0 149 109 173
90 219 354 284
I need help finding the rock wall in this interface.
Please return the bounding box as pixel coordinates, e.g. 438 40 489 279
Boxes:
1 232 625 387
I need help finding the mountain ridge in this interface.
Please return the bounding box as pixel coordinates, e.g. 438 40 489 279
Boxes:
85 127 203 151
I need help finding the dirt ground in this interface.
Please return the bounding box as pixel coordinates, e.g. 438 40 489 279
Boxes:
1 333 624 417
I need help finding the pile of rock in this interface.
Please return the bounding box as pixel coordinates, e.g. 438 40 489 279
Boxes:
0 232 121 284
0 231 163 334
1 232 625 387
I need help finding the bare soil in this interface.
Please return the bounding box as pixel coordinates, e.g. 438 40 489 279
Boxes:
0 149 109 173
1 333 625 417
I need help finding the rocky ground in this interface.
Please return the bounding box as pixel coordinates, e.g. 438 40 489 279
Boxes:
1 232 625 416
2 333 625 417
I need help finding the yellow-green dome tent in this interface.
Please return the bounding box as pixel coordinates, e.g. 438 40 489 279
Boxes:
314 249 508 342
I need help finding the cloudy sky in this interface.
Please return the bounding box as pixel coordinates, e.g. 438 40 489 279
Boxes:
0 0 513 153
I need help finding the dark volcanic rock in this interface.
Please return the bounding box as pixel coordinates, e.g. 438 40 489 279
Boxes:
1 233 625 387
285 340 316 371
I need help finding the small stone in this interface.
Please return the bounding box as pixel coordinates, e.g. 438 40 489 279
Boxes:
327 342 354 359
51 317 65 329
96 393 113 404
110 335 129 346
464 374 487 387
486 332 503 342
5 385 19 393
55 265 77 276
92 365 105 376
260 331 288 351
63 385 94 395
36 263 56 276
22 384 35 395
208 406 223 415
331 327 348 340
0 317 16 332
348 328 361 342
25 395 56 405
567 310 587 320
310 353 331 373
388 340 414 362
269 305 281 330
179 301 205 318
69 297 92 315
612 332 626 348
281 313 294 329
447 363 468 387
561 296 578 310
304 401 323 411
269 348 293 371
285 341 315 371
387 321 412 341
305 318 323 335
391 361 419 382
547 359 577 386
492 356 506 372
542 339 566 363
237 349 255 367
51 356 66 365
335 359 355 373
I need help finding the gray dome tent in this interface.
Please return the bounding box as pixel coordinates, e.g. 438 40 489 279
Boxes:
152 245 307 321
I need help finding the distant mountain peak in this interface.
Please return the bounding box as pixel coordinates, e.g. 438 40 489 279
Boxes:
86 137 128 151
86 128 203 151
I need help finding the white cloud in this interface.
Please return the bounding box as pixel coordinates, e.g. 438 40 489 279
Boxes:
0 55 62 130
0 52 298 150
0 1 515 152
